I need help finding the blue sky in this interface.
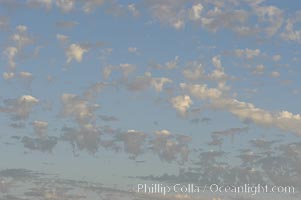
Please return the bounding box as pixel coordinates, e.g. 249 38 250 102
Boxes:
0 0 301 200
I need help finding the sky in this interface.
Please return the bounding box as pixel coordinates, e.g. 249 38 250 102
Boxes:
0 0 301 200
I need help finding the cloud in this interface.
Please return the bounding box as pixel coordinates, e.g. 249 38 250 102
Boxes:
128 47 138 53
119 130 147 157
170 95 192 116
189 3 203 21
152 56 179 70
150 129 191 163
61 124 102 154
3 47 18 69
3 72 15 80
180 83 222 100
103 63 136 80
271 71 280 78
0 95 39 120
254 5 283 36
65 44 87 63
181 81 301 136
27 0 52 10
127 72 172 92
183 62 204 81
60 93 99 125
128 4 139 16
281 19 301 43
56 20 78 29
82 0 105 13
56 34 69 43
32 120 48 137
22 136 57 153
252 64 265 75
235 48 261 59
146 0 187 30
55 0 75 12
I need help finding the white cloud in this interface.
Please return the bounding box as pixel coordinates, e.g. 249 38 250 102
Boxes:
181 82 301 136
19 71 33 79
103 63 136 80
170 95 192 116
212 55 222 69
151 77 172 92
281 19 301 42
235 48 261 59
66 44 87 63
173 19 184 30
252 64 265 75
0 95 39 120
180 83 222 100
4 46 18 69
120 130 146 156
272 54 281 62
61 93 99 125
56 0 75 12
127 72 172 92
153 56 179 70
3 72 15 80
271 71 280 78
128 47 138 53
254 5 283 36
27 0 52 9
183 63 204 81
82 0 105 13
56 34 69 43
189 3 203 21
128 4 139 16
32 120 48 137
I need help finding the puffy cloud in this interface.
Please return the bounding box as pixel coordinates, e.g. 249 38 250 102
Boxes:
201 9 249 32
32 120 48 137
56 34 69 43
152 56 179 70
254 5 283 36
119 130 147 157
128 4 139 16
3 72 15 80
22 136 57 153
271 71 280 78
11 25 33 48
0 95 39 120
189 3 203 21
27 0 52 9
128 47 138 53
212 55 222 69
65 44 87 63
183 62 204 81
151 77 172 92
56 0 75 12
56 20 78 29
272 54 281 62
61 93 99 125
3 47 18 69
147 0 186 30
127 72 172 92
180 83 222 100
82 0 105 13
281 19 301 43
170 95 192 116
252 64 265 75
180 80 301 136
235 48 261 59
103 63 136 80
150 129 191 163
